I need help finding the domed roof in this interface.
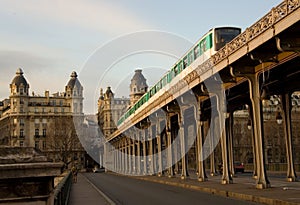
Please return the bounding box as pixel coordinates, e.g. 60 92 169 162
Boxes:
131 69 147 86
105 86 114 98
66 71 82 89
11 68 28 86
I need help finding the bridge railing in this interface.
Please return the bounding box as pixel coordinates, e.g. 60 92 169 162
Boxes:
212 0 300 66
53 172 72 205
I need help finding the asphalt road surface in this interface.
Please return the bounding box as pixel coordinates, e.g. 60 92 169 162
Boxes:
83 173 260 205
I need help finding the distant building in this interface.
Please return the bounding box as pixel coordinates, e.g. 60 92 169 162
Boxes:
0 69 86 168
97 87 130 138
97 69 148 139
129 69 148 106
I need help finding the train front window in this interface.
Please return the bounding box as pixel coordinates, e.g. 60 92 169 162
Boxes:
214 28 241 51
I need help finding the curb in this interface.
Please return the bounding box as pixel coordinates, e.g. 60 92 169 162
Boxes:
135 177 300 205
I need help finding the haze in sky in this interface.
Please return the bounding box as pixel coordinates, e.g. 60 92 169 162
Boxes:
0 0 283 114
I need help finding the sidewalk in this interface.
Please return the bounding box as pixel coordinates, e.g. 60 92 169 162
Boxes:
69 173 112 205
133 171 300 205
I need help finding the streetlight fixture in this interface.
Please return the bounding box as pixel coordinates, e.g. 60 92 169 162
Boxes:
276 111 283 125
247 118 252 130
261 87 270 107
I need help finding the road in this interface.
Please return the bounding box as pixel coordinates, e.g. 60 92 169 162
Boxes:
83 173 260 205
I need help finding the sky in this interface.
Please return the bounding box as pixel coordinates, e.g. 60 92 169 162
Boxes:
0 0 283 114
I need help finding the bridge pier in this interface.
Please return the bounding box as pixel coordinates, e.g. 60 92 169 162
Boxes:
209 116 217 176
194 102 207 181
156 119 163 177
148 126 155 175
179 111 189 180
231 66 270 189
216 90 233 184
281 93 298 182
227 112 235 177
166 113 175 178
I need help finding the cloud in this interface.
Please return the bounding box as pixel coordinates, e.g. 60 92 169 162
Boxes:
1 0 153 36
0 50 74 99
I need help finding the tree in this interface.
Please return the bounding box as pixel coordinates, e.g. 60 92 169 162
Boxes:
45 116 84 169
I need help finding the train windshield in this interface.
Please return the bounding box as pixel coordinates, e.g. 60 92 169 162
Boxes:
214 28 241 51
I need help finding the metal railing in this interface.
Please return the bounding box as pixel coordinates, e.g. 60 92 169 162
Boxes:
54 172 72 205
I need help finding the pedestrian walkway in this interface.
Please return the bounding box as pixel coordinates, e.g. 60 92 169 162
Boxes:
69 173 112 205
134 171 300 205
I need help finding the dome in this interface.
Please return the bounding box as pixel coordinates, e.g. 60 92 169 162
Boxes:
130 69 148 94
66 71 82 89
11 68 28 86
105 86 114 99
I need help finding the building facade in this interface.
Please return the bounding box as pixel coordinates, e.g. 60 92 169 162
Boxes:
0 69 86 168
97 87 130 138
97 69 148 139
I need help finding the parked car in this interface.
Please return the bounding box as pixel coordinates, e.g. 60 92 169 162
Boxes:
92 167 104 173
218 161 245 174
234 161 245 173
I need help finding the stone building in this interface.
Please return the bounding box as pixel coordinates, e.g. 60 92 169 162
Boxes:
129 69 148 107
0 68 86 168
97 69 148 139
97 87 130 138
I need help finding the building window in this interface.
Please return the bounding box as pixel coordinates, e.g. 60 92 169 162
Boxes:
35 129 39 137
35 119 40 126
20 119 24 126
42 119 47 126
20 141 24 147
20 129 24 138
35 141 39 149
42 141 46 149
43 129 46 137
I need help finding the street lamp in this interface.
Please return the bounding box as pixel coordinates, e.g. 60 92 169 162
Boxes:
276 111 283 125
261 87 270 107
247 118 252 130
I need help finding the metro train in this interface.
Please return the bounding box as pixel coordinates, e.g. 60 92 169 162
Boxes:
117 27 241 126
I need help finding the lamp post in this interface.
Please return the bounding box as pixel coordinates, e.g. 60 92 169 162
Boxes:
276 111 283 125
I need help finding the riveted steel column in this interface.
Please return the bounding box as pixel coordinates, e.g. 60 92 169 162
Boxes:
156 120 163 176
196 111 207 181
128 139 132 174
215 91 233 184
125 141 129 174
167 114 174 177
142 130 147 175
148 126 154 175
132 133 136 175
281 93 297 182
231 67 270 189
248 104 258 179
227 112 235 177
179 112 189 179
137 132 141 175
209 116 217 176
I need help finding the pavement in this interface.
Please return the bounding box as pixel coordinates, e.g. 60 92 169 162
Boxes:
69 171 300 205
69 173 113 205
